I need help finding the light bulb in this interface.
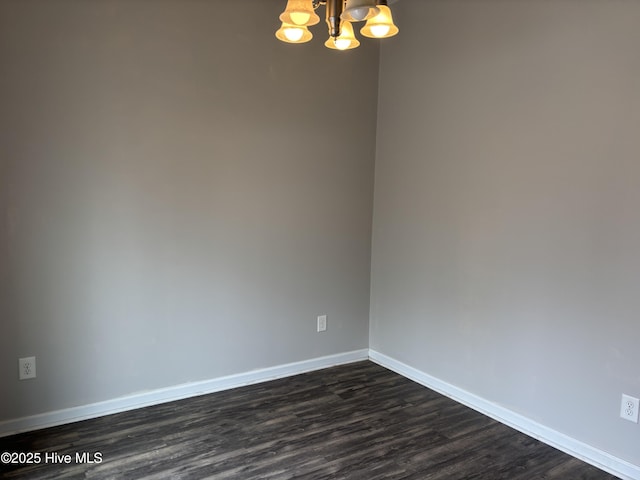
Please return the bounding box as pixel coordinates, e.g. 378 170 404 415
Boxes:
341 0 379 22
289 11 311 25
284 27 305 41
369 24 390 38
334 37 352 50
349 8 370 21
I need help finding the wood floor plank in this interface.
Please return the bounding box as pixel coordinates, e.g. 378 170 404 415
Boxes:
0 361 620 479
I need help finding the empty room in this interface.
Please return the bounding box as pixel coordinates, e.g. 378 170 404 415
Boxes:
0 0 639 478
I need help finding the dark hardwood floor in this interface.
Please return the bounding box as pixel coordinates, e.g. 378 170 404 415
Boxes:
0 361 619 479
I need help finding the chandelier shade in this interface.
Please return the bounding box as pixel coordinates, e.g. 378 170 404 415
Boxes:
324 21 360 50
360 4 399 38
275 22 314 43
279 0 321 27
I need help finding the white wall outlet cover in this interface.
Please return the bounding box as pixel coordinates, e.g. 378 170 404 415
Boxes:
317 315 327 332
620 394 639 423
19 356 37 380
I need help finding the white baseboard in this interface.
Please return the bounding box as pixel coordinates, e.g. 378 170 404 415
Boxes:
369 349 640 480
0 349 368 438
4 347 637 480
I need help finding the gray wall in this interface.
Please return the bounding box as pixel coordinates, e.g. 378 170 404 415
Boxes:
371 0 640 466
0 0 378 421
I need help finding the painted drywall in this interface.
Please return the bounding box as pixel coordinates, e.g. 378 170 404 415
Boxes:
0 0 378 421
371 0 640 467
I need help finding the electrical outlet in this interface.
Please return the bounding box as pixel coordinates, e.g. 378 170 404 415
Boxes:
19 356 36 380
620 394 639 423
317 315 327 332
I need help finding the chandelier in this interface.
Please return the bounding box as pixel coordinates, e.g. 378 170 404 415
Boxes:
275 0 399 50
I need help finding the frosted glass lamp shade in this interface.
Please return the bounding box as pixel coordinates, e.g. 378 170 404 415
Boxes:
341 0 379 22
360 5 399 38
275 22 313 43
279 0 320 27
324 21 360 50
